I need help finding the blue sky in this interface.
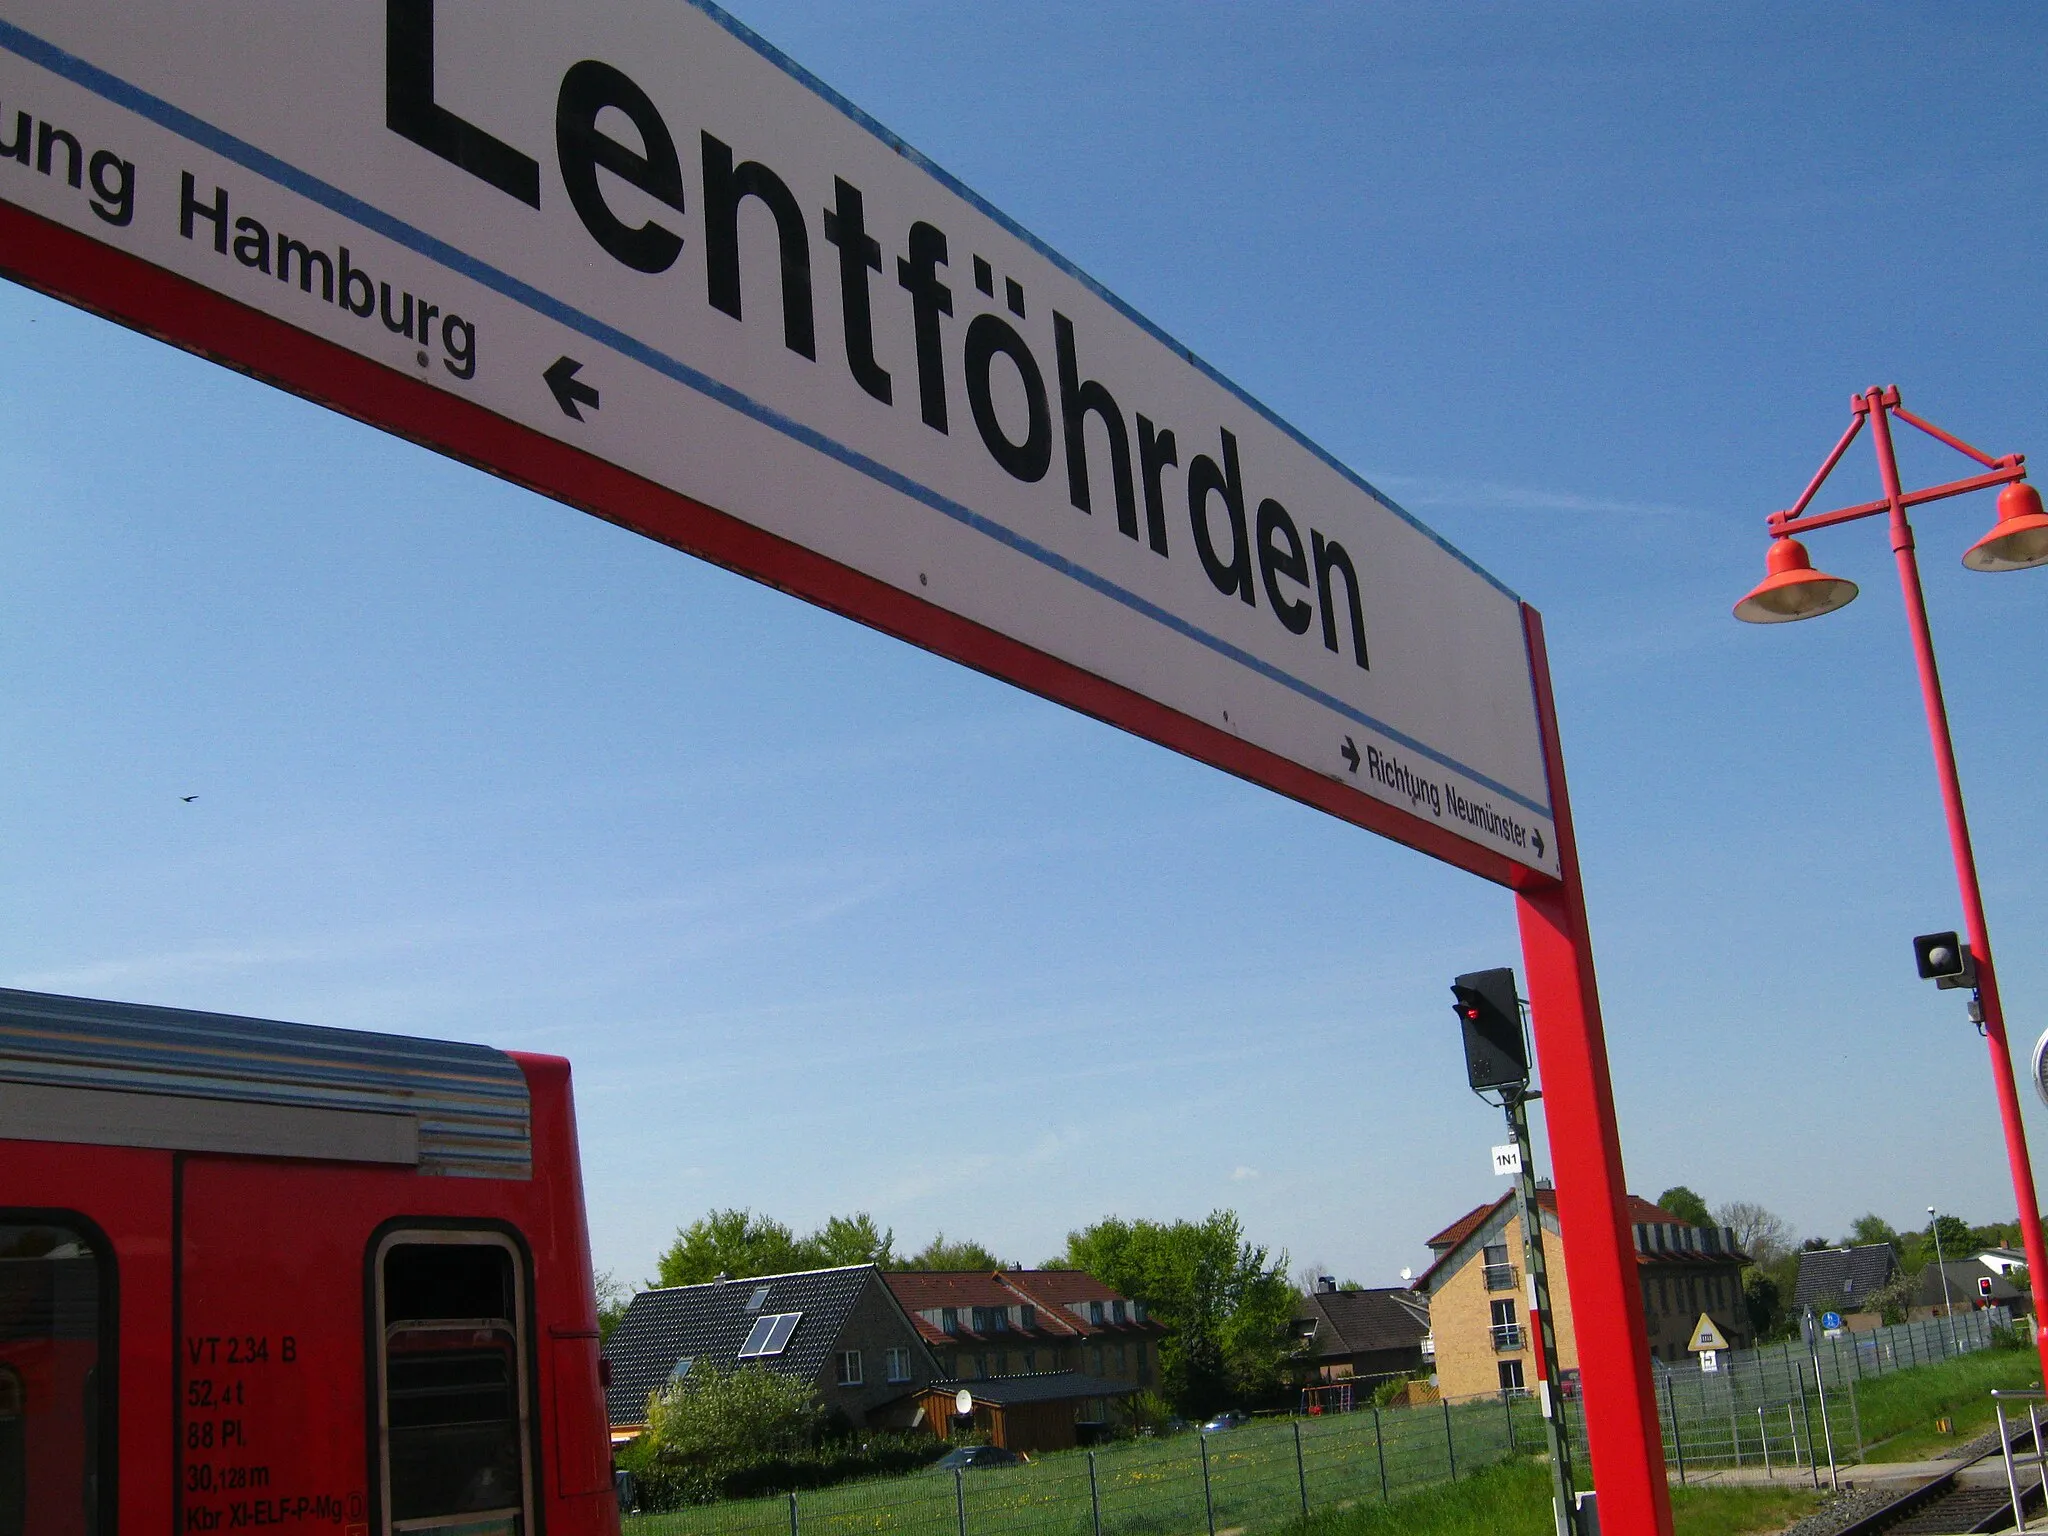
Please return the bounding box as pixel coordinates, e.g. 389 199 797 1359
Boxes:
5 1 2048 1290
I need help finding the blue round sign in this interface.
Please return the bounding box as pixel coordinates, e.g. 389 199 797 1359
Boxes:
1822 1311 1843 1331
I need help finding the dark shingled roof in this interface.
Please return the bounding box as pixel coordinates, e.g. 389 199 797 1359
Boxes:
1793 1244 1899 1308
1295 1288 1430 1360
603 1264 879 1427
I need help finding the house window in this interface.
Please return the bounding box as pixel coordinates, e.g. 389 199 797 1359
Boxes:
1498 1359 1525 1393
1489 1298 1521 1352
941 1307 959 1334
1020 1305 1036 1331
1111 1300 1126 1323
984 1351 1004 1377
1483 1241 1515 1291
1133 1302 1147 1322
837 1351 863 1386
1089 1346 1103 1374
1023 1348 1037 1372
745 1285 771 1313
1089 1301 1105 1325
886 1347 912 1383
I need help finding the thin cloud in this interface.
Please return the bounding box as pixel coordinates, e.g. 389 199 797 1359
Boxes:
1373 473 1695 519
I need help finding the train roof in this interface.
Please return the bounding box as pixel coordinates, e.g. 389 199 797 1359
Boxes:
0 987 531 1178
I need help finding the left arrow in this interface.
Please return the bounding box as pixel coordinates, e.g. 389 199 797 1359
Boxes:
543 356 600 421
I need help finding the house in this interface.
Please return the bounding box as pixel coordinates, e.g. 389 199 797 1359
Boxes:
1979 1247 2029 1277
1412 1191 1751 1400
1793 1244 1899 1329
1292 1278 1430 1386
882 1269 1166 1389
915 1371 1138 1453
1914 1259 2031 1321
602 1263 942 1439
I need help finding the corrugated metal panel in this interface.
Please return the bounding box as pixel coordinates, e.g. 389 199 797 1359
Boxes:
0 987 530 1179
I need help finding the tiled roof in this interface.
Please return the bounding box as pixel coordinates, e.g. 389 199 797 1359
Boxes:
603 1263 881 1427
1295 1288 1430 1360
1414 1192 1740 1292
1793 1245 1898 1308
1918 1261 2023 1307
930 1370 1137 1406
883 1270 1161 1347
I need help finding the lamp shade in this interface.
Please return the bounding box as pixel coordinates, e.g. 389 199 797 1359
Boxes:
1962 481 2048 572
1733 536 1858 624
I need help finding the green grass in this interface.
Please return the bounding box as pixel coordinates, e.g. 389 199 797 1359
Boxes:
1297 1459 1823 1536
1854 1344 2043 1462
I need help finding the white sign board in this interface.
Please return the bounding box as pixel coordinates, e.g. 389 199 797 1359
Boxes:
0 2 1558 880
1699 1350 1717 1373
1491 1142 1523 1178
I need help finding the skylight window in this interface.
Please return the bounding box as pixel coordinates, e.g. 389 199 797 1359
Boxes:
738 1311 803 1358
745 1285 772 1313
670 1357 695 1381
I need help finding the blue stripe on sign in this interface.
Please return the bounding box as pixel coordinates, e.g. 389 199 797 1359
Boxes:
0 17 1553 825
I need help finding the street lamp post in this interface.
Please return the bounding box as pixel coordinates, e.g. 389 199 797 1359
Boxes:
1930 1206 1959 1357
1734 385 2048 1386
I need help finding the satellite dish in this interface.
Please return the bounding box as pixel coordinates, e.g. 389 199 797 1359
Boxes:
1399 1267 1412 1282
954 1388 973 1416
2032 1028 2048 1111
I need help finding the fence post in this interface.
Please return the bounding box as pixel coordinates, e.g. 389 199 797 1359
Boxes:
1443 1396 1457 1480
789 1491 800 1536
1664 1372 1685 1484
1849 1376 1863 1463
1088 1451 1102 1536
954 1467 967 1536
1199 1432 1216 1536
1731 1396 1742 1468
1799 1377 1819 1490
1759 1406 1771 1478
1372 1404 1389 1502
1504 1391 1516 1455
1292 1421 1308 1521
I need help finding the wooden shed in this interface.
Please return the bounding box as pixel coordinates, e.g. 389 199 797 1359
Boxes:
918 1371 1137 1453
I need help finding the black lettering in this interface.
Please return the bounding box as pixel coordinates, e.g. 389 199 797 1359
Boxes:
1255 498 1313 635
180 173 228 254
416 300 440 337
822 177 890 403
1311 529 1369 667
964 312 1051 483
1054 313 1136 536
379 282 414 338
86 149 133 226
896 221 952 432
442 313 475 378
555 59 684 274
386 0 540 207
233 217 270 274
276 236 333 301
1187 429 1254 604
1136 414 1176 557
337 247 375 316
35 121 79 186
0 110 28 166
701 133 815 359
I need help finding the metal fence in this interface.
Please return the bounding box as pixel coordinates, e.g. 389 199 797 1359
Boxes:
1649 1307 2010 1478
621 1309 2009 1536
621 1393 1569 1536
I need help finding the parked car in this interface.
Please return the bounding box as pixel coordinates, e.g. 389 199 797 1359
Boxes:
934 1445 1027 1471
1200 1411 1250 1432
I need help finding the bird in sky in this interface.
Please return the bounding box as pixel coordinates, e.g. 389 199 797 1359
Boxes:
180 795 198 803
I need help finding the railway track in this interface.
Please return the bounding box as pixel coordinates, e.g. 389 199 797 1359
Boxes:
1836 1432 2045 1535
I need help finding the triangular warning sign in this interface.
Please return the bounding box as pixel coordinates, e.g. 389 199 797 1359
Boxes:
1686 1313 1724 1352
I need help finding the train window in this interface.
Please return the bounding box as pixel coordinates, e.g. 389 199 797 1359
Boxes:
0 1216 113 1536
373 1232 532 1536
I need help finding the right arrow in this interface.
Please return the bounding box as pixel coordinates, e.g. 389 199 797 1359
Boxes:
543 356 600 421
1340 736 1360 774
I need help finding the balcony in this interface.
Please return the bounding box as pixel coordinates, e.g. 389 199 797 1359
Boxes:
1490 1324 1523 1353
1483 1263 1517 1292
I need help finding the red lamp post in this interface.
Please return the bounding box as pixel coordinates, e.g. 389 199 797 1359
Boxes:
1735 386 2048 1380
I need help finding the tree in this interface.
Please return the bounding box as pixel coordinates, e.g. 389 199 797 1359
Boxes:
655 1209 807 1287
1930 1213 1972 1253
596 1268 633 1342
1847 1213 1898 1248
1058 1211 1294 1416
1867 1268 1918 1327
808 1213 896 1269
645 1359 823 1468
1715 1201 1790 1269
1656 1187 1712 1227
897 1233 1015 1271
1742 1268 1782 1339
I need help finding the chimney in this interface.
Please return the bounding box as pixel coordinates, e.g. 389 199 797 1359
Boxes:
1317 1275 1337 1294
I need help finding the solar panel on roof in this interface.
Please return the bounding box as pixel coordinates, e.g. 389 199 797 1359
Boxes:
737 1311 802 1358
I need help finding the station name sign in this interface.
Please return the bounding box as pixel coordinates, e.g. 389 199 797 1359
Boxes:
0 1 1559 880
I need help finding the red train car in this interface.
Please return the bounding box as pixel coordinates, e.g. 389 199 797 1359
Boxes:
0 985 619 1536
